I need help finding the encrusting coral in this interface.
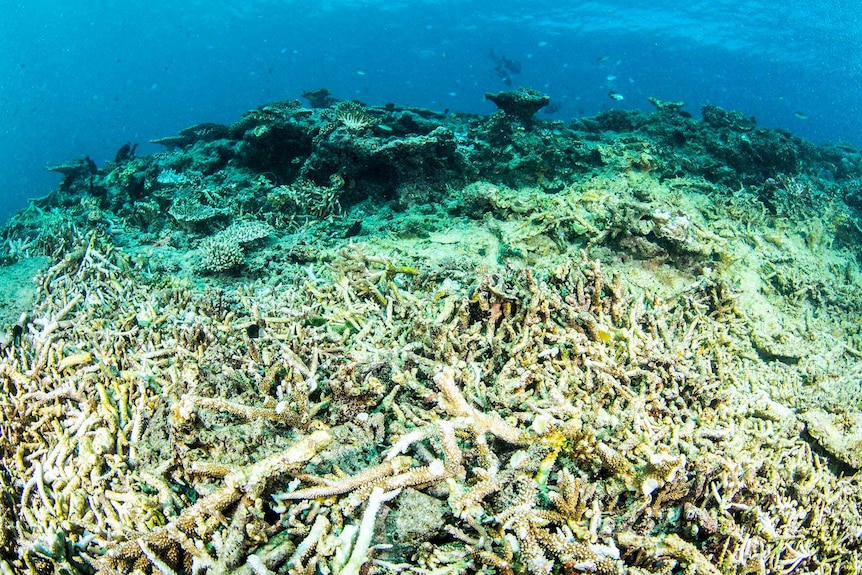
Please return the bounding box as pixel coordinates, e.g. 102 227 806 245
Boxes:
1 94 862 575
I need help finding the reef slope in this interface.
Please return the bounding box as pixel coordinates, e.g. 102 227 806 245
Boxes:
1 95 862 574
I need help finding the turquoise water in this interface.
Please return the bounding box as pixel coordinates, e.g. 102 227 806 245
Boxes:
1 0 860 223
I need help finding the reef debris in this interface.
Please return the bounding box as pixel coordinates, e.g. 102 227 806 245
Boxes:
1 92 862 575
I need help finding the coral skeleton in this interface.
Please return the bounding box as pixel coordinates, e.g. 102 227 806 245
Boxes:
2 96 862 575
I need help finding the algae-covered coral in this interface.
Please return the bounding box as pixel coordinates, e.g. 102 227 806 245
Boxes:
2 91 862 575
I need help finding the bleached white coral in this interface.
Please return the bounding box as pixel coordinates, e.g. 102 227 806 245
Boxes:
652 209 691 244
196 220 273 273
197 236 244 273
337 487 401 575
336 101 373 132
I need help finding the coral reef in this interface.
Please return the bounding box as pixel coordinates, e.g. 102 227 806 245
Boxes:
196 221 273 273
485 88 552 122
1 93 862 575
335 101 375 132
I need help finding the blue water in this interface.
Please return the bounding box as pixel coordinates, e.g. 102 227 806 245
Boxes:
2 0 860 224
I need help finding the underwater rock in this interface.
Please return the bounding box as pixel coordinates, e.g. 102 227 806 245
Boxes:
648 96 687 114
701 104 756 131
168 195 226 228
801 410 862 470
310 125 461 205
196 220 273 273
686 111 804 183
484 88 551 121
150 122 230 150
0 256 46 345
230 100 309 142
577 108 652 133
45 156 98 191
301 87 338 108
384 107 449 136
385 488 446 548
231 101 315 179
750 331 803 364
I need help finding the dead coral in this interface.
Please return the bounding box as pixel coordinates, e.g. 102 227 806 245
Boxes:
4 94 862 575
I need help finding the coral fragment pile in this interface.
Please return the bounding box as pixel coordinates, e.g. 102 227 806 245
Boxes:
2 94 862 574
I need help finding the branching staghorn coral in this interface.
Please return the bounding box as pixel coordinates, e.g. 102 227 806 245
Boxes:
4 230 862 575
98 430 333 575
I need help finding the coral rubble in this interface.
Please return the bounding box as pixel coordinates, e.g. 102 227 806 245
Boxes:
1 94 862 575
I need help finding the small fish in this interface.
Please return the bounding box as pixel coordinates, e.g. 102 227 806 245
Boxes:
537 41 549 47
597 55 610 62
606 75 617 81
356 69 366 76
794 111 809 120
608 91 624 101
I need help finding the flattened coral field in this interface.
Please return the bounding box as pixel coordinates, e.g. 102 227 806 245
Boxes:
2 92 862 575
